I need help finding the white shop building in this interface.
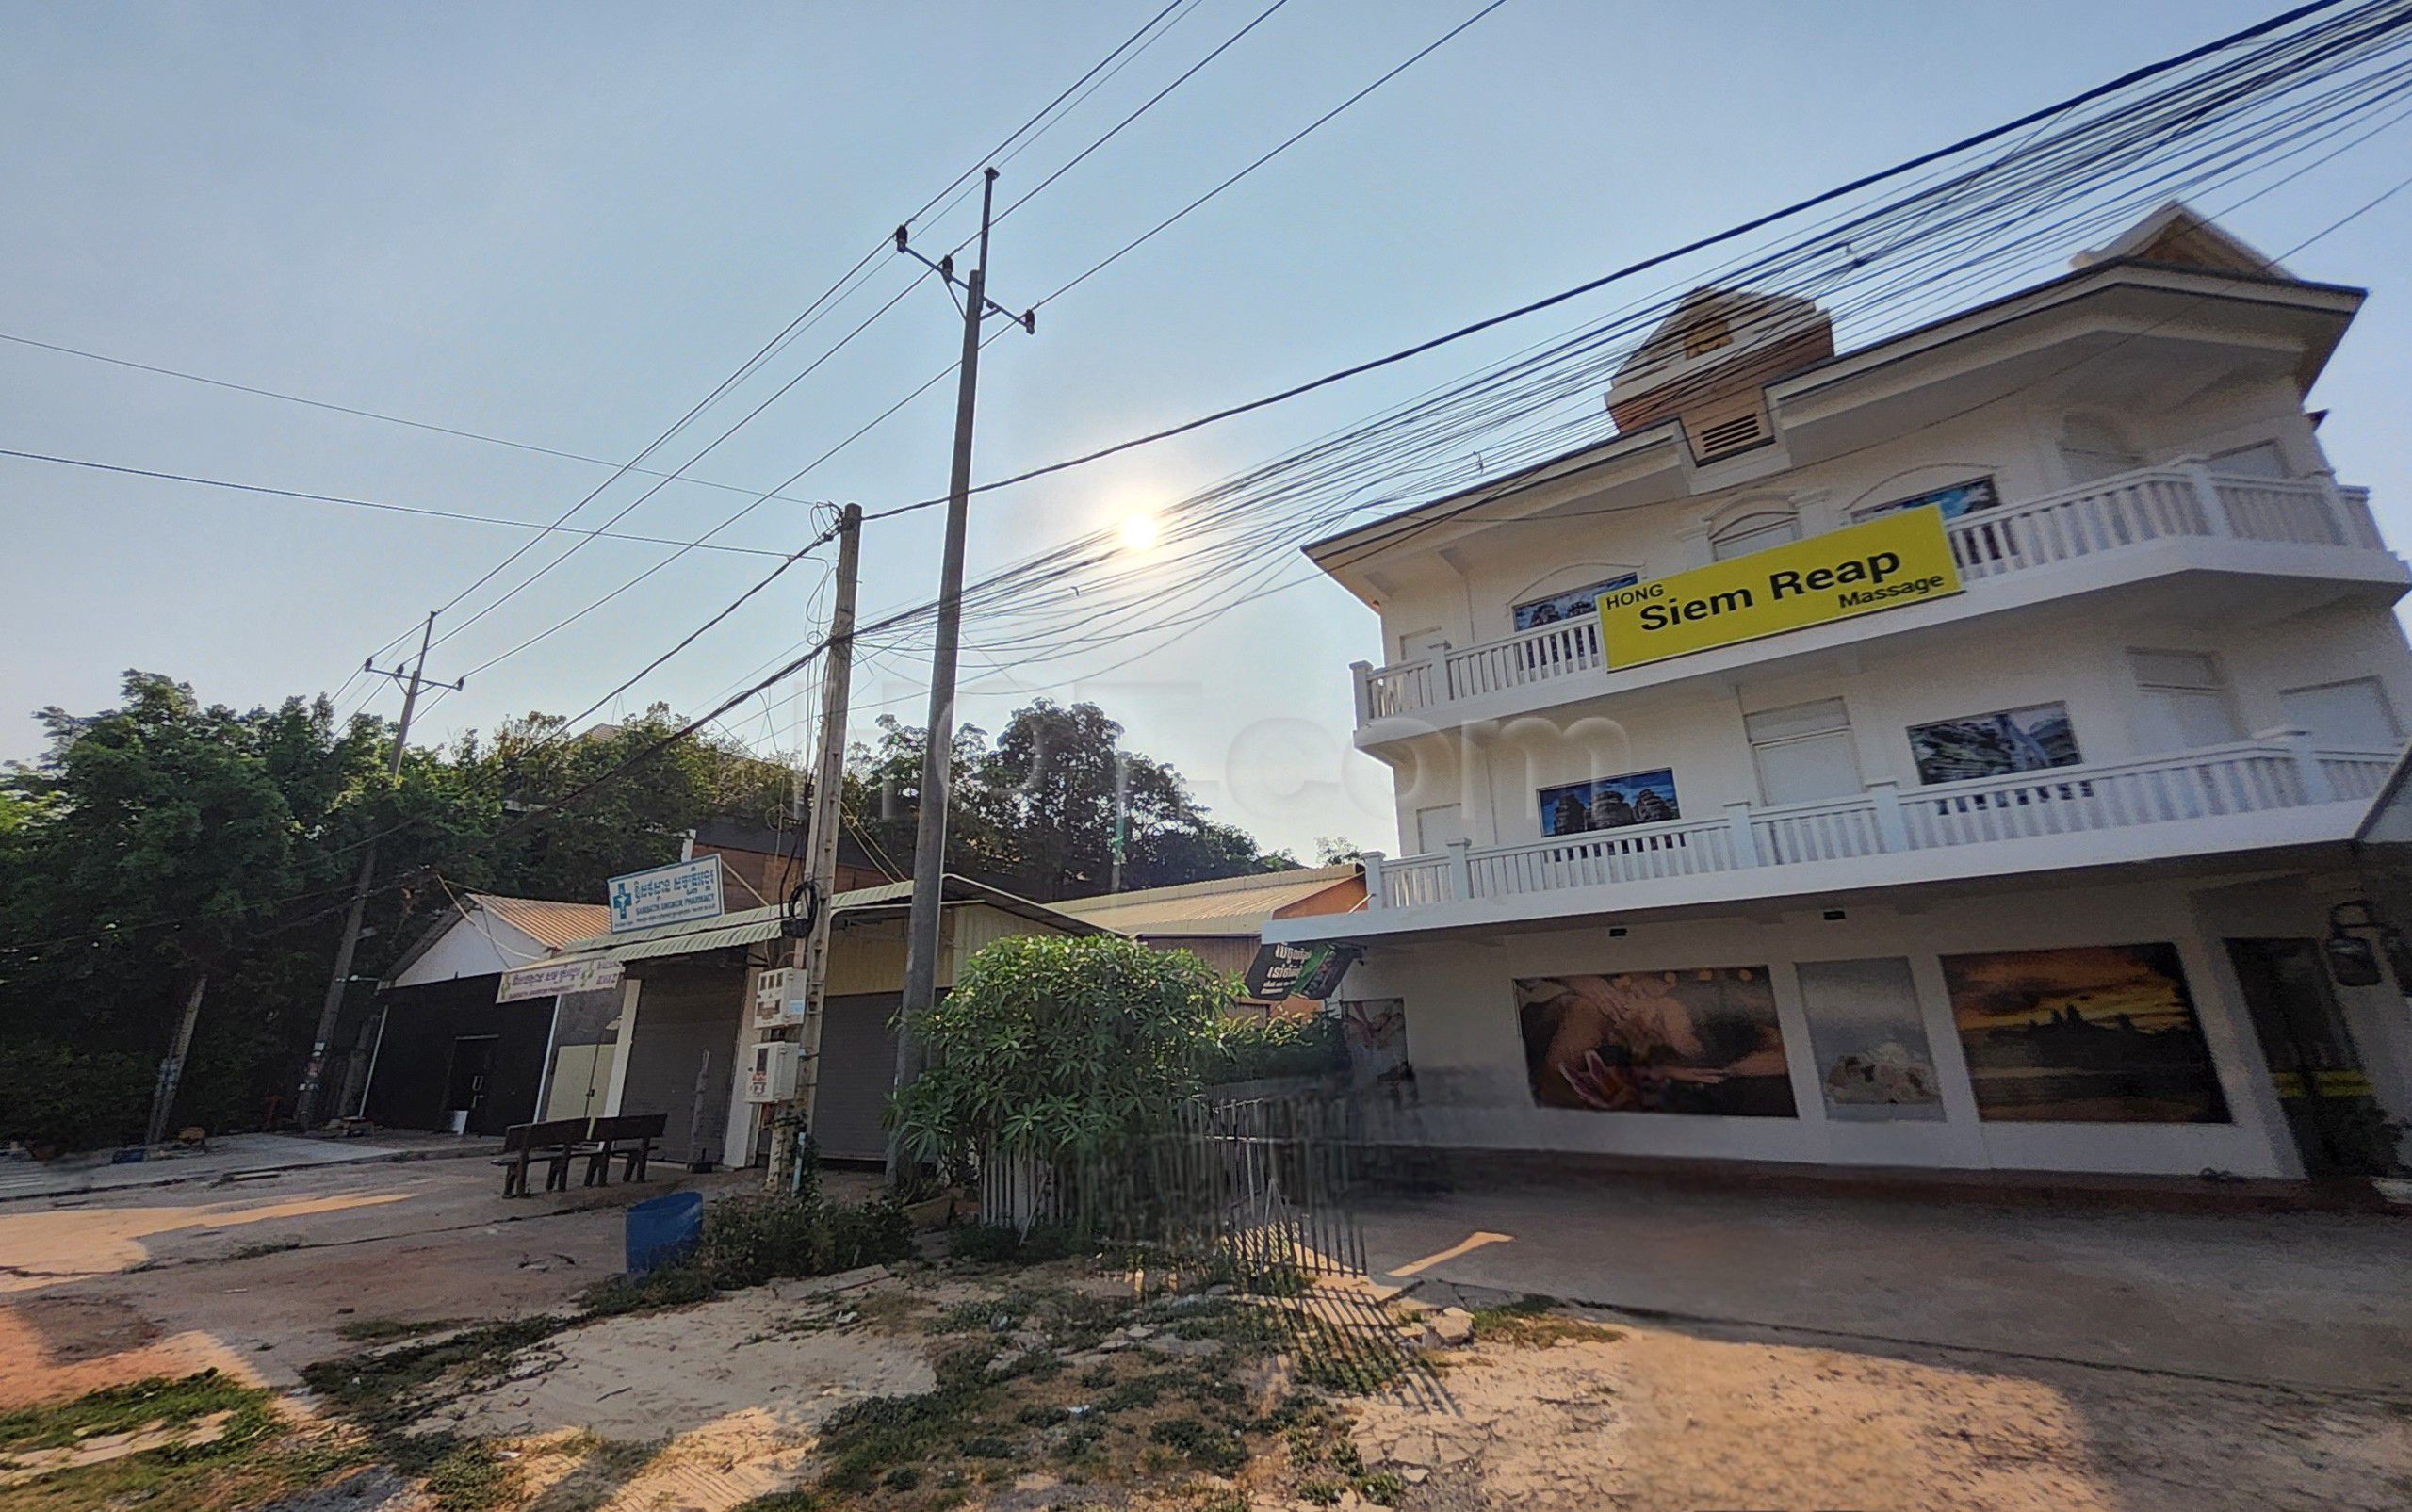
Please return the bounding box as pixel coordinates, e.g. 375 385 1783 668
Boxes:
1265 204 2412 1179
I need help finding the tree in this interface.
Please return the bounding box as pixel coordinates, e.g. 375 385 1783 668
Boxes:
847 698 1295 901
888 934 1232 1172
0 674 793 1148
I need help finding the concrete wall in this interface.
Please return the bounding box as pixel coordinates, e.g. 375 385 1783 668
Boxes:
1385 599 2412 851
1340 866 2411 1178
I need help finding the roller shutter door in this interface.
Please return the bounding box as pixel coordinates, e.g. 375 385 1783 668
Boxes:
619 967 742 1167
810 993 901 1162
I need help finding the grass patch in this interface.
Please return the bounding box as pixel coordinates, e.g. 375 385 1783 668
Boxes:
334 1316 464 1344
0 1372 349 1511
0 1372 269 1454
580 1264 717 1318
1470 1293 1624 1347
1147 1414 1247 1473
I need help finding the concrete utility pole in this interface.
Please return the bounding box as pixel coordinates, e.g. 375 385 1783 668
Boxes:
888 169 1035 1186
766 503 862 1192
295 612 462 1128
143 971 209 1147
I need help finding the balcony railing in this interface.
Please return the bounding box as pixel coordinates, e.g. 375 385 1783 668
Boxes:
1354 463 2384 724
1362 733 2397 913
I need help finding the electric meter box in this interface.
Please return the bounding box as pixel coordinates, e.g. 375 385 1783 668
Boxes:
745 1041 803 1103
751 967 809 1028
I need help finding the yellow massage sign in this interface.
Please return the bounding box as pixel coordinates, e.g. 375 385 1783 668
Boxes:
1595 509 1964 670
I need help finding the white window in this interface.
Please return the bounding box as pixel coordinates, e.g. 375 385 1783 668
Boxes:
2061 413 2145 484
2280 677 2403 751
1414 804 1468 854
1710 510 1801 561
2130 650 2241 751
1747 698 1863 805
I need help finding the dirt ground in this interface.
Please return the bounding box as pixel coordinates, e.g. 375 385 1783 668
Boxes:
4 1157 2410 1510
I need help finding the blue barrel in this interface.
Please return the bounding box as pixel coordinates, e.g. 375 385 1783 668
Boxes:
625 1191 703 1275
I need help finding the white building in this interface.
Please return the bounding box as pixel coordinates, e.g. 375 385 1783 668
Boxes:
1265 204 2412 1180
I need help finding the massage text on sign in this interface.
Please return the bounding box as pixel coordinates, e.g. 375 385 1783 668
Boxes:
1595 509 1964 670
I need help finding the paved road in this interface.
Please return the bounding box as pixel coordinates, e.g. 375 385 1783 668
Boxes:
1357 1176 2412 1395
0 1131 493 1203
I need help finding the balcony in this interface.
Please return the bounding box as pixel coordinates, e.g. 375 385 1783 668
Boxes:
1350 464 2396 741
1326 736 2398 933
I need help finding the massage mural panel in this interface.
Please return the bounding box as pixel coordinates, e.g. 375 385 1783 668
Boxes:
1516 966 1797 1116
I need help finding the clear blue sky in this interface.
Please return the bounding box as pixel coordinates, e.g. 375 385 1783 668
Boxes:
6 0 2408 863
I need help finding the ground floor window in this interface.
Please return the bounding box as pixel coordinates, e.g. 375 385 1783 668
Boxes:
1941 943 2230 1123
1514 967 1797 1117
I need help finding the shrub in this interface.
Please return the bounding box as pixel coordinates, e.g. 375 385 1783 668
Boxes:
948 1222 1076 1265
0 1037 153 1151
821 1195 915 1273
891 935 1232 1169
699 1194 828 1288
695 1193 917 1289
1204 1009 1345 1085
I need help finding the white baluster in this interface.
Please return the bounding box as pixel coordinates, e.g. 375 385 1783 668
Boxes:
2180 456 2230 538
1350 660 1374 725
1723 801 1760 868
2255 725 2333 805
1866 780 1910 853
1446 837 1475 902
1360 850 1386 909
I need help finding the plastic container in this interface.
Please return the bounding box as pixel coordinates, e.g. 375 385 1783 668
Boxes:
625 1190 703 1275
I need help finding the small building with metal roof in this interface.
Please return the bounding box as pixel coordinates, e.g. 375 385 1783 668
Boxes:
1052 866 1366 1014
546 874 1108 1167
362 892 617 1138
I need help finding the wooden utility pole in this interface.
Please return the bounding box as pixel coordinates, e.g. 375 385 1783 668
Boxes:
888 168 1034 1186
295 612 461 1128
766 503 862 1191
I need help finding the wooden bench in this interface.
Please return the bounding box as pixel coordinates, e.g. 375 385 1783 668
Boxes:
492 1118 592 1197
581 1112 668 1187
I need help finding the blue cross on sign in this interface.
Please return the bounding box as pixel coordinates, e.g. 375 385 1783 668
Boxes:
611 883 635 928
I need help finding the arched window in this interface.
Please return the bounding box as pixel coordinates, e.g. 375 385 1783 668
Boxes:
2059 413 2144 484
1709 506 1801 561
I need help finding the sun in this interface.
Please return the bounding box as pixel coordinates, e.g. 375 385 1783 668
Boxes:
1118 512 1161 551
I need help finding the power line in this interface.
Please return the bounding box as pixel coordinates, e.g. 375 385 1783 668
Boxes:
0 447 800 558
0 332 843 510
867 0 2378 521
1025 0 1515 314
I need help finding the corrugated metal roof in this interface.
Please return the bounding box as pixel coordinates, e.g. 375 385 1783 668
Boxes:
1053 866 1358 936
469 893 613 951
546 875 1108 966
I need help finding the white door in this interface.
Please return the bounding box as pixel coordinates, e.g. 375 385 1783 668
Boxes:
1399 627 1451 660
1414 804 1468 854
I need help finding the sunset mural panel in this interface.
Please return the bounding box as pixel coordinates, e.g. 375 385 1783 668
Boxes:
1942 944 2230 1123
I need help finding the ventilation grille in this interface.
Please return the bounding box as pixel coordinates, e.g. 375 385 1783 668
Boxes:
1694 411 1769 459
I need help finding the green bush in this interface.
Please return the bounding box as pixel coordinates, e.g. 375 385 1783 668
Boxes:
822 1195 915 1274
695 1193 918 1289
891 935 1232 1169
0 1037 154 1151
948 1222 1076 1265
1204 1009 1345 1085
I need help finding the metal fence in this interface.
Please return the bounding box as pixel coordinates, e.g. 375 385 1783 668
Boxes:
979 1094 1369 1285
